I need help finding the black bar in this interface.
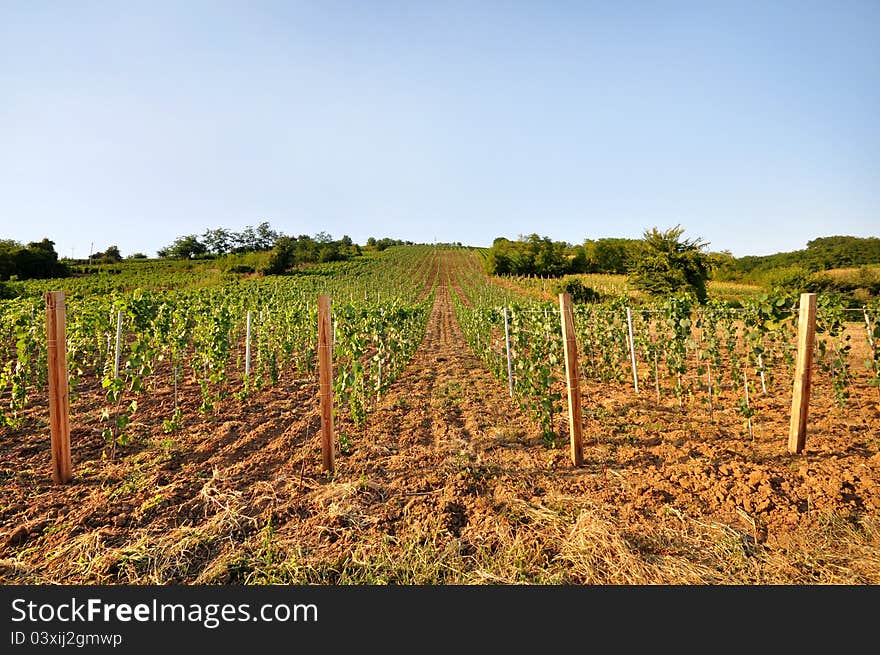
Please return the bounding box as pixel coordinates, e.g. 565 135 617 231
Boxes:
0 585 874 650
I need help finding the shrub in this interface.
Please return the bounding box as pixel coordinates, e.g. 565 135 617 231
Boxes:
629 226 711 303
760 266 813 293
0 280 24 299
552 278 601 303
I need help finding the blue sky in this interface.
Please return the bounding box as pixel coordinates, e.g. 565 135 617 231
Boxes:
1 1 878 259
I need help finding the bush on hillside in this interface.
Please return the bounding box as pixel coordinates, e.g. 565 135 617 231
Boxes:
552 278 601 303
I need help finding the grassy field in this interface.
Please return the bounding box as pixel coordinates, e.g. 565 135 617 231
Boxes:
492 271 766 305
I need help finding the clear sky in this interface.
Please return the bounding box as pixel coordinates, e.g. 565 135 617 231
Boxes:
1 1 878 259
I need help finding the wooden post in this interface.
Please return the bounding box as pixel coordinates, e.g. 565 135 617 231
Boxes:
788 293 817 454
559 293 584 467
318 295 335 472
626 307 639 395
45 292 72 484
245 310 252 378
503 307 513 397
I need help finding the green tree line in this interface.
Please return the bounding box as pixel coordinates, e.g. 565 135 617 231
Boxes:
485 229 880 304
721 236 880 277
0 238 69 281
486 233 880 280
157 222 417 275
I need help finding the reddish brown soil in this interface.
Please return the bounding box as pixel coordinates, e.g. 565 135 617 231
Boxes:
1 252 879 584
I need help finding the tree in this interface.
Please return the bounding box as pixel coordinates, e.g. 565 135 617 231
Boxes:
583 237 642 274
0 238 68 280
202 228 233 255
707 250 738 281
484 237 518 275
629 225 712 302
318 241 343 262
483 234 572 276
262 236 297 274
233 226 258 253
254 221 279 250
339 235 360 257
531 235 567 276
159 235 208 259
568 245 588 273
94 245 122 263
0 239 18 279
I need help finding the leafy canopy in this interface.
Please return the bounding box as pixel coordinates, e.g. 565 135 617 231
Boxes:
629 225 712 303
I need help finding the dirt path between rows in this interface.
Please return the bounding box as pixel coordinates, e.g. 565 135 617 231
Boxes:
329 251 549 546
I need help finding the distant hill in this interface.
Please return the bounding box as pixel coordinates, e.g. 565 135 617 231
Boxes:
732 235 880 274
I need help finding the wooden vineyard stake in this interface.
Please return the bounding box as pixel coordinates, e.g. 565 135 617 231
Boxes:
45 291 72 484
559 293 584 467
503 307 514 397
318 295 336 472
788 292 817 454
626 307 639 395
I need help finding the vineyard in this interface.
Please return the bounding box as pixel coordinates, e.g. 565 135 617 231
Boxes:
1 246 878 584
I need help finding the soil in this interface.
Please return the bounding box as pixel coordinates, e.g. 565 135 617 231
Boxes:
1 251 879 584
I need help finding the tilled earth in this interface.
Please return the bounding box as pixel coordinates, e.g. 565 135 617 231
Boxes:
1 260 879 584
